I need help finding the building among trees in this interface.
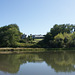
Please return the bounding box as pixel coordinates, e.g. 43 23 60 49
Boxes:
32 34 44 39
21 34 27 39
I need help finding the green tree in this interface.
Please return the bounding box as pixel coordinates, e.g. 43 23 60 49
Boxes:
41 24 75 48
50 24 75 37
0 24 20 47
27 34 33 41
54 33 64 48
67 32 75 47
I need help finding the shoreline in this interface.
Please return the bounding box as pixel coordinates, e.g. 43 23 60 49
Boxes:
0 47 75 50
0 48 44 50
0 48 75 54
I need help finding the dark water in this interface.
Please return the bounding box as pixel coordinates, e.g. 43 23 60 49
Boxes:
0 51 75 75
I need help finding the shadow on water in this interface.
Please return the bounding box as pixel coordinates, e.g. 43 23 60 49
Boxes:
0 51 75 73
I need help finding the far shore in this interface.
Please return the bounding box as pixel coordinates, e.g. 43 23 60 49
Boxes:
0 48 49 54
0 48 44 50
0 47 75 51
0 47 75 50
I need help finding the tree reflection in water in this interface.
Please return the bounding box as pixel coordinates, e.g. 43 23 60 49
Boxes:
0 51 75 73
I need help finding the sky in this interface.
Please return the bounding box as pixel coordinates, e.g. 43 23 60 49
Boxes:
0 0 75 35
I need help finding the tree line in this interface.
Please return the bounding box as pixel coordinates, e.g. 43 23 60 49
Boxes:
0 24 36 47
0 24 75 48
38 24 75 48
0 24 21 47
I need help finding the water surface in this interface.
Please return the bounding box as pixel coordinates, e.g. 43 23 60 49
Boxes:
0 51 75 75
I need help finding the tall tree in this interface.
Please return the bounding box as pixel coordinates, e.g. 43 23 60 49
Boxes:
50 24 75 37
0 24 20 47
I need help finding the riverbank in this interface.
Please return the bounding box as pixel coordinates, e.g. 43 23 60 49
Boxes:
0 47 75 50
0 48 47 54
0 48 75 54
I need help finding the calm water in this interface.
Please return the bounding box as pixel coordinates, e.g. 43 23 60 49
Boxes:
0 51 75 75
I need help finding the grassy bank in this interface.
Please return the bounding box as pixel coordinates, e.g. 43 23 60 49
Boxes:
0 48 47 52
0 48 47 54
0 47 75 53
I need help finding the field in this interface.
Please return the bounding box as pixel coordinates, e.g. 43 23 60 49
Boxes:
33 39 43 43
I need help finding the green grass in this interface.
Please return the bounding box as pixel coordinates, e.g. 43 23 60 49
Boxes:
33 39 43 43
16 43 34 47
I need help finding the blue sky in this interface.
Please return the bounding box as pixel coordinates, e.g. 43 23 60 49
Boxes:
0 0 75 35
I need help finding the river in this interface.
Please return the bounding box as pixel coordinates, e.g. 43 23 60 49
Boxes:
0 51 75 75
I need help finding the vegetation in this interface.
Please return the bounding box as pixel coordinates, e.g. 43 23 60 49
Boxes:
37 24 75 48
0 24 36 47
0 24 75 49
0 24 21 47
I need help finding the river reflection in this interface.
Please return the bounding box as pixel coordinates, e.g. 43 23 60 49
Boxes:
0 51 75 75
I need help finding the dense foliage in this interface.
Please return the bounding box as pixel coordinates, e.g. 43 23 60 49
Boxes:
0 24 35 47
0 24 75 48
0 24 21 47
38 24 75 48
